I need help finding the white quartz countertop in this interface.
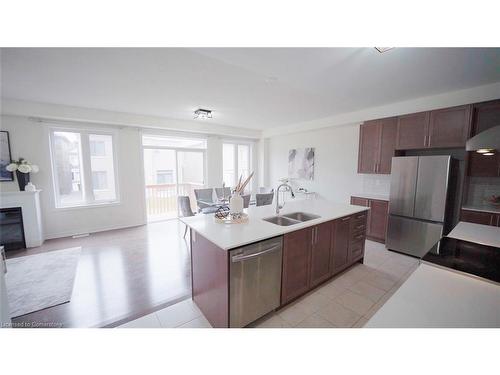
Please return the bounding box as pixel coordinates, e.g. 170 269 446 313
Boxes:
447 221 500 248
180 199 369 250
461 204 500 214
366 263 500 328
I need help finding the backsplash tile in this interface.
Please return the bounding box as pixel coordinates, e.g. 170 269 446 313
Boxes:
466 177 500 205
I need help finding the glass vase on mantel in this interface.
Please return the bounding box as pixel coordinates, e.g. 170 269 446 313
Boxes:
16 170 30 191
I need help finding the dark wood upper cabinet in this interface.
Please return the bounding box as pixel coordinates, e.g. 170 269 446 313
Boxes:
428 105 472 148
281 227 312 304
367 200 388 243
310 222 333 287
471 99 500 135
467 100 500 177
330 216 351 275
358 120 380 174
468 152 500 177
396 111 430 150
358 117 397 174
378 117 398 173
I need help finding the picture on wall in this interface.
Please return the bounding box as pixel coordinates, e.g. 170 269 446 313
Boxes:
0 131 14 181
288 147 315 180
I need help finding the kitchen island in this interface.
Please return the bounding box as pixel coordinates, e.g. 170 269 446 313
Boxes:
181 199 369 328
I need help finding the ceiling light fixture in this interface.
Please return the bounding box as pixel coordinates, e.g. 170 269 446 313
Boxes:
375 47 395 53
476 148 494 154
194 108 212 120
483 152 495 156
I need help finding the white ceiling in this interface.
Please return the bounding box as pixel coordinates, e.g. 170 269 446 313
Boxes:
1 48 499 130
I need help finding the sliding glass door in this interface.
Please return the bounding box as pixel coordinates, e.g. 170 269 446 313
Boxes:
143 135 206 221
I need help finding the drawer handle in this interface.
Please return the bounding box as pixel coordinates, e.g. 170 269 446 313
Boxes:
355 214 365 219
356 225 365 229
353 234 364 240
341 217 350 221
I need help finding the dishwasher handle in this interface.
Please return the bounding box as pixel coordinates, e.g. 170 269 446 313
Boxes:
231 245 281 263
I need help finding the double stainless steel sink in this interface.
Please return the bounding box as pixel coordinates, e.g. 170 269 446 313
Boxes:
263 212 321 226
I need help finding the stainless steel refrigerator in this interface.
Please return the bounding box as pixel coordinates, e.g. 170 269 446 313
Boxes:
386 155 453 258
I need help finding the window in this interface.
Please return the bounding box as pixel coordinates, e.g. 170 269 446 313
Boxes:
50 129 118 208
156 170 174 184
90 140 106 156
92 171 108 190
222 142 252 191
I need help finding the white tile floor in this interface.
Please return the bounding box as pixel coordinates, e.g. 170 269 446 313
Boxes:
117 240 419 328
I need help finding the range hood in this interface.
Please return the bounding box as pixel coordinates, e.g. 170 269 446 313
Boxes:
466 125 500 152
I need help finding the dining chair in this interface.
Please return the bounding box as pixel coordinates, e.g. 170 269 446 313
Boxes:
194 188 215 212
242 194 251 208
255 192 274 206
178 196 195 238
258 187 274 194
215 187 231 200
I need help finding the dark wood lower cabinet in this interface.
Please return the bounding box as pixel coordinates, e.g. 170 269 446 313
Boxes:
351 196 388 243
310 221 333 287
190 229 229 328
367 200 388 243
282 212 368 305
281 227 312 304
330 216 351 275
460 209 500 226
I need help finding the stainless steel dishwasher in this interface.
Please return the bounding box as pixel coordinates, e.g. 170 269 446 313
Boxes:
229 236 283 328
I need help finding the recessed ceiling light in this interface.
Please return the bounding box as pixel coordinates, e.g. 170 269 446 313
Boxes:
194 108 212 120
476 148 494 154
375 47 395 53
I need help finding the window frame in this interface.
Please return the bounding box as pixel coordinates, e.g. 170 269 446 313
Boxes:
49 126 120 209
222 140 253 191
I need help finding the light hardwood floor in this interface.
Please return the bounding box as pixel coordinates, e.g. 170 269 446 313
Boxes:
7 220 191 328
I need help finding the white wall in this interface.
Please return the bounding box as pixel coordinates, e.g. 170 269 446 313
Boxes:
266 122 390 204
0 112 260 240
0 115 147 239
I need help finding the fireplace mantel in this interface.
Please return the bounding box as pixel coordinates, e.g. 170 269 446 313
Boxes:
0 190 44 247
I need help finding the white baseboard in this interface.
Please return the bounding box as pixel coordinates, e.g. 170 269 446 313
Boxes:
44 220 147 240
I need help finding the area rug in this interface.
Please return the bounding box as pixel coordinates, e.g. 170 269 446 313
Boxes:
5 247 81 318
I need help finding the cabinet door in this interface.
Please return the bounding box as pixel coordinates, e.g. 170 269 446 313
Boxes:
281 227 312 304
310 222 333 287
396 112 430 150
378 117 398 174
358 120 380 174
471 99 500 135
460 210 495 226
367 200 388 243
330 216 351 275
428 105 471 148
468 152 500 177
467 100 500 177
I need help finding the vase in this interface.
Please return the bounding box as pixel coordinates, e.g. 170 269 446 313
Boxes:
16 171 30 191
229 192 244 214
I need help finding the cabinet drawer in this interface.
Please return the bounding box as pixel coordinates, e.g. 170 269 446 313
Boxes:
352 212 367 224
349 240 365 261
350 232 366 243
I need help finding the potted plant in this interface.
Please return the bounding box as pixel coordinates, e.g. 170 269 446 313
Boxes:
5 158 39 191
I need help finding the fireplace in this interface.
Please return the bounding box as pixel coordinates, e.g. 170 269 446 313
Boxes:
0 207 26 251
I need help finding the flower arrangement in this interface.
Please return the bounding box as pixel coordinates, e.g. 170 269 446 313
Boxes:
5 158 39 191
6 158 39 174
